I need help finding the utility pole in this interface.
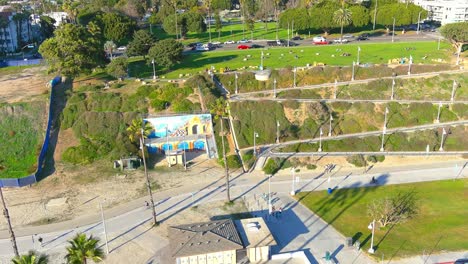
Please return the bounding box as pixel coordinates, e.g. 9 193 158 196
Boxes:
333 79 337 99
373 0 378 30
290 168 296 195
0 187 19 257
439 127 447 151
435 102 442 123
391 77 395 100
416 11 422 35
276 121 280 144
318 127 323 152
380 107 389 152
451 80 457 102
357 46 361 65
368 220 376 254
253 131 259 157
235 72 239 94
293 67 297 88
140 132 158 225
273 78 277 98
328 113 333 137
351 61 356 81
99 201 109 255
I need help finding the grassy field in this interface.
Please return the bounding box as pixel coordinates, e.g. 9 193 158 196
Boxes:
0 101 47 178
296 179 468 259
129 41 451 79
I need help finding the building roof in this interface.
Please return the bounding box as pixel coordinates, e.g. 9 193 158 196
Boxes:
169 219 244 258
235 217 277 249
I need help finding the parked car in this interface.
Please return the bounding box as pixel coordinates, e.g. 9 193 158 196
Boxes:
117 46 127 51
237 44 250 49
313 36 329 45
224 40 235 44
343 34 354 39
356 33 370 41
237 39 250 44
333 38 349 44
249 44 264 49
212 41 221 45
291 35 302 41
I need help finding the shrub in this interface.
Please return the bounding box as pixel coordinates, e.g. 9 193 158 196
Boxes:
226 155 242 169
151 98 167 111
376 155 385 162
346 154 366 167
306 164 317 170
366 155 378 163
172 99 196 112
263 158 280 175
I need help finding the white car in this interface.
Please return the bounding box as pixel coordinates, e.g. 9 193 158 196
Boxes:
224 40 235 44
312 36 327 42
212 41 221 45
333 38 349 43
117 46 127 51
343 34 355 39
237 39 250 44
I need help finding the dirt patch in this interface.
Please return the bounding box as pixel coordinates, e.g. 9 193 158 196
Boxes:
0 66 51 103
53 128 79 161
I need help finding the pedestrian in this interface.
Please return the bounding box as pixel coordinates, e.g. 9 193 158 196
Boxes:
38 237 43 247
144 201 149 209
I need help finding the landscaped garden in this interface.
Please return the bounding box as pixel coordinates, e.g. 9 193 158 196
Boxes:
0 101 47 178
296 179 468 259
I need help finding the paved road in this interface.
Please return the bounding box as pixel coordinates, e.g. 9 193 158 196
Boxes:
0 161 466 263
230 97 468 104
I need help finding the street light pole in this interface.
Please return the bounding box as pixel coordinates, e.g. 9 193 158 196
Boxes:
333 79 337 99
0 187 19 257
351 61 355 81
357 46 361 65
437 37 441 50
391 77 395 100
392 17 395 43
328 113 333 137
293 67 297 88
151 59 156 80
368 220 376 254
260 51 264 70
273 78 277 98
268 174 272 215
99 201 109 255
318 127 323 152
436 102 442 123
140 132 158 225
407 55 412 75
373 0 378 30
253 131 258 156
439 127 447 151
380 107 389 152
276 121 280 143
451 80 457 102
290 167 296 195
417 11 421 35
235 72 239 94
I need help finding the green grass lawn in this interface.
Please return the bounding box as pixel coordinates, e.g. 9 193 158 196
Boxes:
296 179 468 260
129 41 451 79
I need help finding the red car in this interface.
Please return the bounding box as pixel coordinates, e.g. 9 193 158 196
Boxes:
237 45 250 49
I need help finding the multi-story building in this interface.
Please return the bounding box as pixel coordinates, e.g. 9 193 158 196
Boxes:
412 0 468 25
0 5 32 53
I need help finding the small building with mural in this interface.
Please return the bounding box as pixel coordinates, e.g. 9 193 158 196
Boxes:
144 114 218 159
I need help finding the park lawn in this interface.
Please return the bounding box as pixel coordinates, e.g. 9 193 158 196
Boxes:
129 41 451 79
296 179 468 260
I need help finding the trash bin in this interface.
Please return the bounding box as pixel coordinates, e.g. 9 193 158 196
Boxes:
346 237 353 247
327 188 333 194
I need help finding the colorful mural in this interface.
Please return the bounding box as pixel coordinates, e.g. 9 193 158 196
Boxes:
144 114 216 157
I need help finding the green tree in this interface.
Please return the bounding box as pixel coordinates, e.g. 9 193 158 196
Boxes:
440 22 467 51
127 30 155 57
104 40 117 59
278 8 310 31
147 39 183 69
246 18 255 39
99 12 136 44
12 251 48 264
39 16 56 40
126 118 153 144
65 233 104 264
210 98 231 202
106 57 128 79
212 0 231 10
333 7 352 41
348 5 369 28
185 11 207 34
39 24 105 76
214 12 222 40
162 14 187 37
309 1 340 35
373 3 426 30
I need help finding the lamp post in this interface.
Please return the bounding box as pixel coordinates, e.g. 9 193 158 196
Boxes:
451 80 457 102
151 59 156 80
436 102 442 123
333 79 337 99
368 220 376 254
357 46 361 65
392 17 395 43
318 127 323 152
293 67 297 88
273 78 277 98
439 127 447 151
235 72 239 94
407 55 412 76
416 11 422 35
391 77 395 100
351 61 355 81
99 200 109 255
140 130 158 225
437 37 441 50
268 174 272 215
380 107 389 152
253 131 259 157
276 121 280 143
260 50 264 70
290 167 296 195
183 135 187 170
372 0 378 30
328 113 333 137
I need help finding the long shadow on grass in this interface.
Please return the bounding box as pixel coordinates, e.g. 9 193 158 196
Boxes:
172 54 240 73
37 78 72 180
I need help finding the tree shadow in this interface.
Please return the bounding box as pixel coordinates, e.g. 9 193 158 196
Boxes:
37 78 72 181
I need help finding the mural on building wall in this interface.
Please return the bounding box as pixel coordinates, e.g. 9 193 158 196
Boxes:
144 114 216 156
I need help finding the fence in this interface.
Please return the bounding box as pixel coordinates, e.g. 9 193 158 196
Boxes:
0 76 61 187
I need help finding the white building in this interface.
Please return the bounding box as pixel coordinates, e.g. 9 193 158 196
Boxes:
0 6 32 53
412 0 468 25
43 12 68 27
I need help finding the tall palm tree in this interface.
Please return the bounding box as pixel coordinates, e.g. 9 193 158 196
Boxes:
104 41 116 60
239 0 247 39
210 98 231 202
126 119 153 144
12 251 48 264
333 6 352 43
65 233 104 264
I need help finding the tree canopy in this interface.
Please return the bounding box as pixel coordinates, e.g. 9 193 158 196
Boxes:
163 12 206 38
106 57 128 79
373 3 427 28
39 24 105 76
309 1 340 34
99 12 136 44
127 29 155 57
39 16 56 40
278 8 310 31
147 39 184 69
440 22 468 49
348 5 369 28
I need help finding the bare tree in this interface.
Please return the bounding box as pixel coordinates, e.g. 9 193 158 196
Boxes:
367 191 419 227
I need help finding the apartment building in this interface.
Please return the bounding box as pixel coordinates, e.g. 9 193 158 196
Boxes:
412 0 468 25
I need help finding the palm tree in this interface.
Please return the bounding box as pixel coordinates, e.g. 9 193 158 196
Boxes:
126 119 153 144
333 6 352 43
104 41 116 60
210 98 231 202
239 0 247 39
12 251 48 264
65 233 104 264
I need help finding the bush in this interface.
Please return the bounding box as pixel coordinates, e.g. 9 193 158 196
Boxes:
263 158 280 175
306 164 317 170
151 98 167 111
366 155 378 163
346 154 366 167
376 155 385 162
226 155 242 169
